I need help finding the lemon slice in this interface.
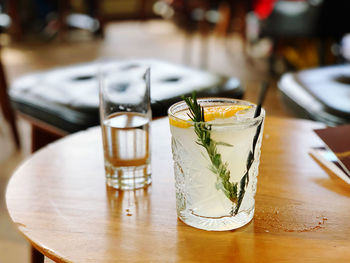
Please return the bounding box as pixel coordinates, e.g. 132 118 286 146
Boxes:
169 105 251 128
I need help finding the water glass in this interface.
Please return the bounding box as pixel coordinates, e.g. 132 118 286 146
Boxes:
99 62 152 190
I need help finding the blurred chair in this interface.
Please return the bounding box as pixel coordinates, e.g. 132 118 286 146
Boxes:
3 0 159 41
247 0 350 73
57 0 159 39
0 5 20 148
155 0 251 68
9 59 244 152
257 0 322 39
279 64 350 125
247 0 324 73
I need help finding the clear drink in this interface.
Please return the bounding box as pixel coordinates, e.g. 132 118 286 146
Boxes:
102 112 151 189
99 62 151 190
168 98 265 231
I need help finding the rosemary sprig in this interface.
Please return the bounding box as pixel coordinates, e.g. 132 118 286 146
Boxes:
182 93 239 208
182 85 266 215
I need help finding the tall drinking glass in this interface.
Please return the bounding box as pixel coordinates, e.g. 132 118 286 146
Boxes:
99 62 151 190
168 98 265 231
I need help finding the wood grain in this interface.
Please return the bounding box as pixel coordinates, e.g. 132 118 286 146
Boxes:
6 117 350 262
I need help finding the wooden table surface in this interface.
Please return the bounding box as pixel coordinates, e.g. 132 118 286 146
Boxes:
6 117 350 262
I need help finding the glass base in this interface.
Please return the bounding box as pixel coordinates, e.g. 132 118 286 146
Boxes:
178 208 254 231
105 164 151 190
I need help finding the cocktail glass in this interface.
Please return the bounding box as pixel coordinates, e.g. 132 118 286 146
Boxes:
168 98 265 231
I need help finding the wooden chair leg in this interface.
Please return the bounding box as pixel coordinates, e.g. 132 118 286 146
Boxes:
0 51 20 149
31 245 44 263
7 0 23 41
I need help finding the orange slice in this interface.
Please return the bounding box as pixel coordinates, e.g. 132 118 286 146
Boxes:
203 105 251 122
169 117 192 128
169 110 192 128
169 105 251 128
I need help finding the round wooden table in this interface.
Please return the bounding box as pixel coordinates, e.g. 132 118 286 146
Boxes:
6 117 350 262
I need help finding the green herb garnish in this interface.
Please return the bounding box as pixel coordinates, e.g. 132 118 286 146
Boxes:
182 93 239 214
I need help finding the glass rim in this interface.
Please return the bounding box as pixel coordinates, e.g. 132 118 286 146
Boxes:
168 97 265 127
97 59 150 70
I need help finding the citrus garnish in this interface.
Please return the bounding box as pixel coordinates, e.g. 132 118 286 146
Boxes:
169 105 251 128
169 110 192 128
203 105 251 122
169 116 192 128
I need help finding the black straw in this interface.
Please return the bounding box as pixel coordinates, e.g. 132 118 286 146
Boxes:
254 81 269 118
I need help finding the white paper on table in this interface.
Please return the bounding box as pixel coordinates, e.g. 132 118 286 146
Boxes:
310 147 350 185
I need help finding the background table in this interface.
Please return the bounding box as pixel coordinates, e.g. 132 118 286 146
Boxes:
6 117 350 262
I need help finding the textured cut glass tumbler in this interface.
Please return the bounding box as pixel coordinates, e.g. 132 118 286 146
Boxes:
168 98 265 231
99 62 152 190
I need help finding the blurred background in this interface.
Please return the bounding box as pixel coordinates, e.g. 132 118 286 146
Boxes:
0 0 349 262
